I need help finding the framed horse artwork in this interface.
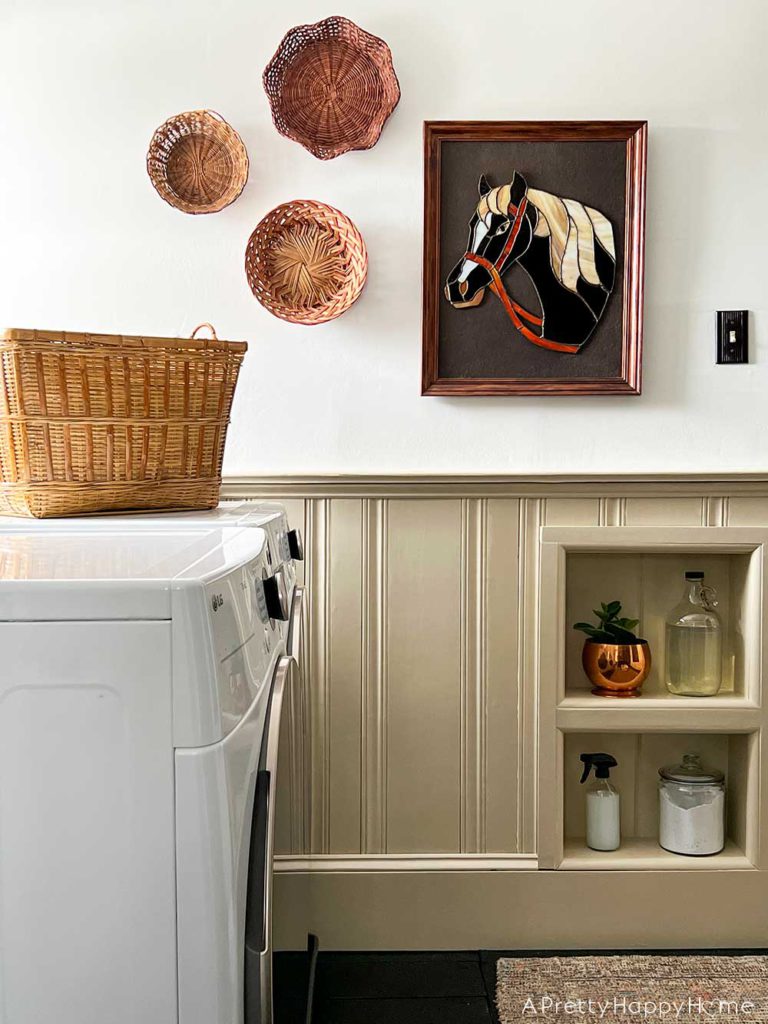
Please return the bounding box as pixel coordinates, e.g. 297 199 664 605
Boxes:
422 121 647 395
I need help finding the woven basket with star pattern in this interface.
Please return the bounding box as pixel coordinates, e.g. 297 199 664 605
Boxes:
244 200 368 325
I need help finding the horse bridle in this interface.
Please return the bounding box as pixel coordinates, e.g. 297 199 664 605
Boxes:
462 195 580 354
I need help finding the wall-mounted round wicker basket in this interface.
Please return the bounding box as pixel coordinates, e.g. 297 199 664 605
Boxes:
263 16 400 161
147 110 249 214
245 200 368 325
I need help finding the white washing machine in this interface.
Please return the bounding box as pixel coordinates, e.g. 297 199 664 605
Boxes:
0 502 305 668
0 525 295 1024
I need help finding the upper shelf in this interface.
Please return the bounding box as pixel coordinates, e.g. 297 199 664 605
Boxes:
558 692 761 730
556 702 762 735
559 692 757 710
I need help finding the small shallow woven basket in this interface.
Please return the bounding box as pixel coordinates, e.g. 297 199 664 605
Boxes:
263 16 400 160
147 110 249 214
0 326 247 518
245 200 368 325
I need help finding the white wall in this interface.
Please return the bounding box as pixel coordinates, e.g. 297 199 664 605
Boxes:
1 0 765 474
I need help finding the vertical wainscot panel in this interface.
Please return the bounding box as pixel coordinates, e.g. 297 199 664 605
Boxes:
385 499 463 853
327 499 365 853
483 498 522 853
624 497 705 526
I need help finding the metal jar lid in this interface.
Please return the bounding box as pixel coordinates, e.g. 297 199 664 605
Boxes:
658 752 724 784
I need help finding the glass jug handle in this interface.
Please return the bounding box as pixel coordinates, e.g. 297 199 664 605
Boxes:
700 584 718 610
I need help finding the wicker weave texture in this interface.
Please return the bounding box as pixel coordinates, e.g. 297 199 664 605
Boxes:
263 16 400 160
0 327 247 518
245 200 368 325
147 110 249 214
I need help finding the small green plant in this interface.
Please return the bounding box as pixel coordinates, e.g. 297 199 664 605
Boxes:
573 601 645 644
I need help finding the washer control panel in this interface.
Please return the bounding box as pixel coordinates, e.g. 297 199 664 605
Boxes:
203 543 283 733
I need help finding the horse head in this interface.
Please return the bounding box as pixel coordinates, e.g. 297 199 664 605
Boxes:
444 172 530 308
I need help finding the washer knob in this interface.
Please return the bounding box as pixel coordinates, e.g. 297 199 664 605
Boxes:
263 568 290 621
287 528 304 561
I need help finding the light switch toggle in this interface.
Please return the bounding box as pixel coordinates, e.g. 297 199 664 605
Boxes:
717 310 748 364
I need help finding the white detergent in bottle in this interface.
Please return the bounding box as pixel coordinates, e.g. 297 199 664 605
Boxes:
579 753 620 851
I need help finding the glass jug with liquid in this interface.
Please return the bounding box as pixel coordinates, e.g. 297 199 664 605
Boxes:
665 571 722 697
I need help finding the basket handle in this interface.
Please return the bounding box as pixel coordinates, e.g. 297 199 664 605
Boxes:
190 322 218 340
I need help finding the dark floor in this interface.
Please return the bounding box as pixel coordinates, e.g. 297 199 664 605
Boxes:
274 951 497 1024
273 949 768 1024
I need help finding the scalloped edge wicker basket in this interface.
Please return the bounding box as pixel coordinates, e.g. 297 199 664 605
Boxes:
147 110 249 214
244 200 368 325
263 16 400 160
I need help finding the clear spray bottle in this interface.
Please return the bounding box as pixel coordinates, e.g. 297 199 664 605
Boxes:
580 753 620 851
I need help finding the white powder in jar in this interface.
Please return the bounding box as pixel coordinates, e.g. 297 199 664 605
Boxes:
659 783 725 855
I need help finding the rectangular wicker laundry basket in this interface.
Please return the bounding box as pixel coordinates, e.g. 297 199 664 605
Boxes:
0 326 247 518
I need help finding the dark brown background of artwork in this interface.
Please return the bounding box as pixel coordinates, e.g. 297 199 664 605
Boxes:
438 139 626 380
422 121 647 396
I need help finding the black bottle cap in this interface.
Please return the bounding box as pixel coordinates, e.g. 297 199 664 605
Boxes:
685 571 704 580
579 752 618 783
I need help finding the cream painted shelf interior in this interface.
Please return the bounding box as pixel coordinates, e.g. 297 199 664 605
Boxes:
561 731 757 871
564 548 760 703
538 527 768 872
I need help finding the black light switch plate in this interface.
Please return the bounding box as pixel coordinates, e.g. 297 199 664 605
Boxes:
717 310 749 364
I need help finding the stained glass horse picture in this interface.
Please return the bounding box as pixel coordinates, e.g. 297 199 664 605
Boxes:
445 172 616 354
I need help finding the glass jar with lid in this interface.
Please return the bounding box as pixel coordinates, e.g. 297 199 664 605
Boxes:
665 570 723 697
658 753 725 855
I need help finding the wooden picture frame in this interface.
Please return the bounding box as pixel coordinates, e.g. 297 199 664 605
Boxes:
422 121 647 396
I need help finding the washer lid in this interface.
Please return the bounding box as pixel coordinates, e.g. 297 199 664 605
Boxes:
0 526 267 621
0 501 283 531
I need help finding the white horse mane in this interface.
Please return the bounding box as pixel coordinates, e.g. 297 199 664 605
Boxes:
477 181 615 296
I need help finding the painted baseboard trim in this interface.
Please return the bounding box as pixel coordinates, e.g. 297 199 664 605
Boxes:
274 853 539 873
273 870 768 949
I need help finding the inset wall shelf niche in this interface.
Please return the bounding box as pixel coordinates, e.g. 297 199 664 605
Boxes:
537 527 768 872
559 730 757 871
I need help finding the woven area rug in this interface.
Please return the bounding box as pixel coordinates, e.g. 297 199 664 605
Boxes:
496 955 768 1023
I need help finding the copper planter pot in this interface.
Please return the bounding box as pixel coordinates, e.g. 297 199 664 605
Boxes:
582 640 651 698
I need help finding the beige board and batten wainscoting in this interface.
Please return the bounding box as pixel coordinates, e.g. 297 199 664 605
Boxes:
222 475 768 950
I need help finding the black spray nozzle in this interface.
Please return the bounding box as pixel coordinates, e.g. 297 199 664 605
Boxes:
580 752 618 783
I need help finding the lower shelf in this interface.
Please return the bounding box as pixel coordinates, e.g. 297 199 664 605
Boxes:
560 837 754 871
